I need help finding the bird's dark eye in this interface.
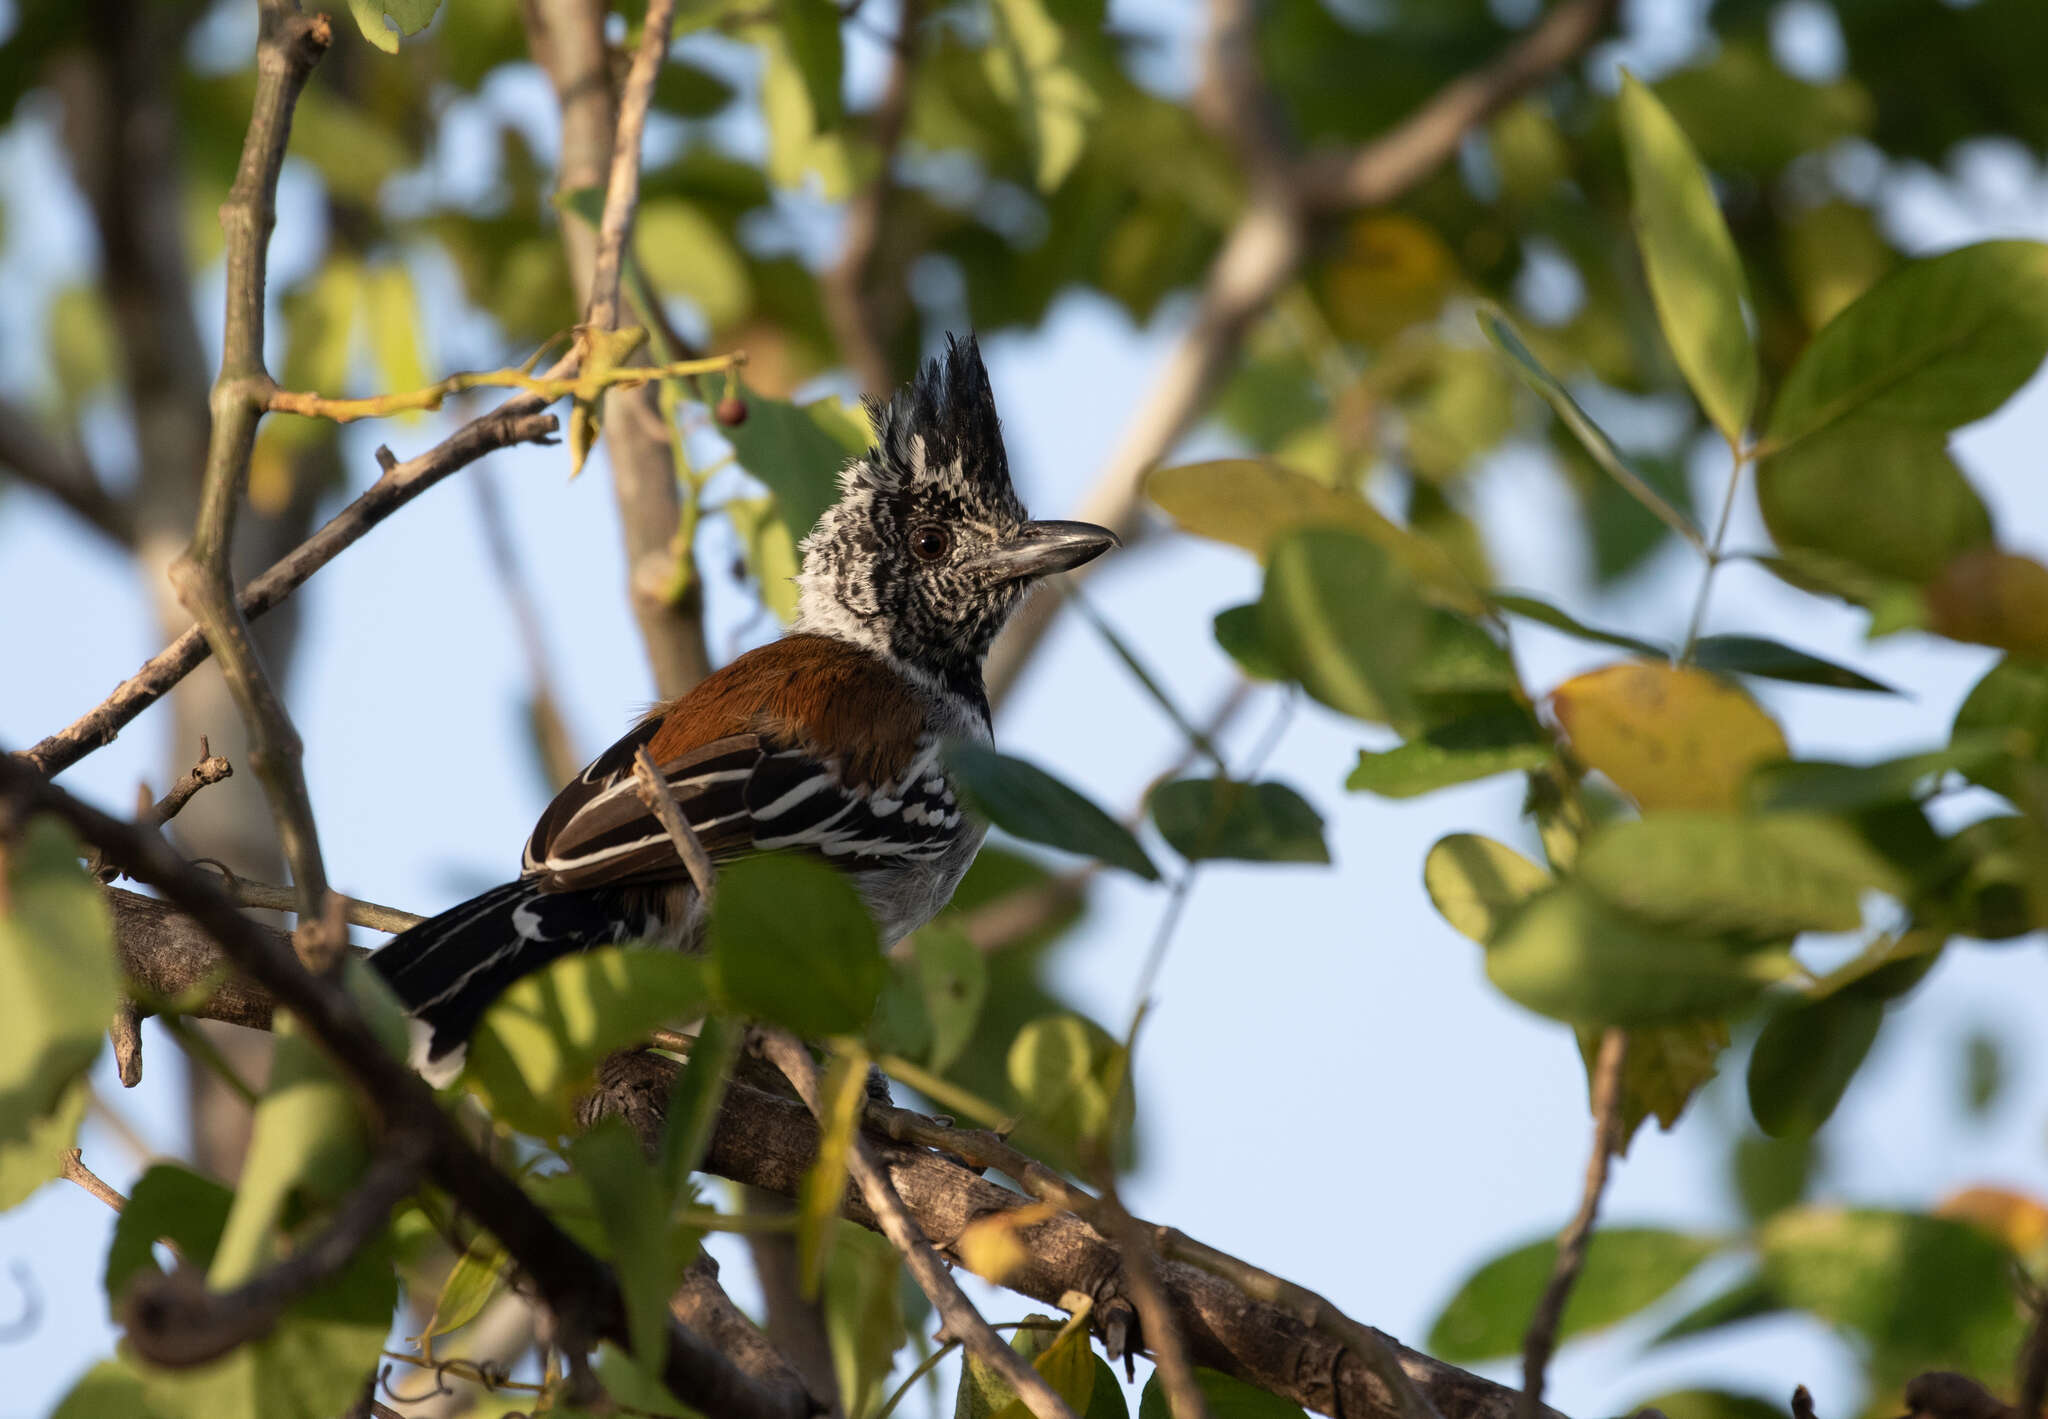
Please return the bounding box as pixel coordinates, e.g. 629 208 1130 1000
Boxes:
911 525 952 562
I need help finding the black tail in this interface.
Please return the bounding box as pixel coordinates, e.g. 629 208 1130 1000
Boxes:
370 879 631 1084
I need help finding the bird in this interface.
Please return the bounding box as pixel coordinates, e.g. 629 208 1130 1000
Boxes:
371 334 1118 1084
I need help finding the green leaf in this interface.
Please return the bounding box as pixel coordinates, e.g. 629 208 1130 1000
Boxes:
778 0 844 129
0 1077 85 1208
711 856 886 1035
1138 1366 1306 1419
1148 779 1330 864
467 948 709 1138
0 818 117 1147
1487 884 1795 1027
1487 591 1669 659
1212 604 1289 680
1258 527 1433 728
1759 1208 2027 1387
1630 1392 1789 1419
915 925 987 1073
345 0 440 52
53 1359 152 1419
418 1234 508 1342
1146 459 1481 611
1476 307 1701 548
1746 994 1884 1139
798 1047 868 1297
753 18 852 195
1427 1227 1717 1363
1733 1133 1818 1222
1008 1015 1128 1154
986 0 1098 190
1953 655 2048 796
1576 813 1901 938
724 495 802 622
1690 635 1895 693
945 745 1159 881
722 386 864 541
208 1016 371 1289
1424 834 1551 944
569 1120 682 1380
660 1012 742 1198
1650 1270 1783 1347
637 200 755 332
1764 240 2048 451
106 1164 235 1309
1745 741 2009 813
1757 413 1993 583
361 262 427 405
1618 72 1757 445
959 1315 1099 1419
1347 702 1553 798
827 1225 910 1417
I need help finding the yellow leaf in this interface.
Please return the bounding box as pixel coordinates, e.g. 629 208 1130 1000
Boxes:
1936 1185 2048 1257
1146 458 1483 612
1551 663 1787 811
1322 213 1458 345
954 1202 1060 1285
798 1047 868 1297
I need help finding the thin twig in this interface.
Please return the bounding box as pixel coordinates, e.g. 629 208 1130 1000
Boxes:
149 737 234 827
630 746 717 901
0 758 809 1419
61 1148 131 1214
214 874 424 935
1094 1188 1211 1419
585 0 681 334
166 0 335 926
262 352 738 423
110 1000 145 1088
758 1030 1078 1419
1518 1027 1630 1417
16 404 562 779
124 1138 427 1368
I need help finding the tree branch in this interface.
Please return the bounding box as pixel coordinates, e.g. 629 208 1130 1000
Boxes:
0 764 810 1419
985 0 1618 705
822 0 924 400
165 0 335 925
1518 1028 1629 1417
0 399 134 546
757 1029 1079 1419
584 0 679 334
15 406 560 779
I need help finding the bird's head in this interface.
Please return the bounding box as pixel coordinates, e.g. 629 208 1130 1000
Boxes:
795 334 1118 694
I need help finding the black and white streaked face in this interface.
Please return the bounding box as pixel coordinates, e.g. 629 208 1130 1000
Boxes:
795 335 1115 692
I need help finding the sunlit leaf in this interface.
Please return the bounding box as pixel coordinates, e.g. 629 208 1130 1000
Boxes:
362 261 427 409
1747 994 1884 1139
344 0 440 52
711 856 885 1036
1427 1227 1716 1362
1551 664 1787 812
638 199 755 333
1148 778 1329 864
1347 702 1553 798
986 0 1098 190
1763 240 2048 452
798 1047 867 1298
0 818 115 1149
0 1078 85 1209
1424 834 1551 944
52 1359 149 1419
1618 72 1757 445
946 745 1158 881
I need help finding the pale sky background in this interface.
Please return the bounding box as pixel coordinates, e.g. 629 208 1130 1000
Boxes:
1 1 2046 1417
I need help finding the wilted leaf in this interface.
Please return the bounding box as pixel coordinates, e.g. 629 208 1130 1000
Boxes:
712 856 884 1036
1424 834 1551 944
468 948 709 1138
946 745 1158 881
1747 994 1884 1138
1488 884 1794 1027
1618 73 1757 445
1551 663 1787 812
1149 778 1329 864
1597 1019 1727 1145
418 1234 508 1342
1427 1227 1716 1362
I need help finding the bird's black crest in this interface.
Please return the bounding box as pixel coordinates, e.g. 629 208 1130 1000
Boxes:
865 333 1008 492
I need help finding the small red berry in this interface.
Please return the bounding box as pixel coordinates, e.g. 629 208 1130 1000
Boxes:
715 395 748 427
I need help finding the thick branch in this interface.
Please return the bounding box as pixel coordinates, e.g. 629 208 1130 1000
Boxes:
0 400 134 546
17 406 560 779
0 765 809 1419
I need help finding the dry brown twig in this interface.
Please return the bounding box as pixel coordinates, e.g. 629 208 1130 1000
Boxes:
1518 1028 1631 1417
61 1148 131 1215
630 745 718 901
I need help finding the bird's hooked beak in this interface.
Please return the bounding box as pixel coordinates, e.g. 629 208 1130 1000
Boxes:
969 520 1121 584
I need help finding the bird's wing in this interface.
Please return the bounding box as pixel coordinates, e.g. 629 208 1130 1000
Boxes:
521 635 968 892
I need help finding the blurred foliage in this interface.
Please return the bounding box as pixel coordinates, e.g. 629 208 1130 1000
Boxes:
6 0 2048 1417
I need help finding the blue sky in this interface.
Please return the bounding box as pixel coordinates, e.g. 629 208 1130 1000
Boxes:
2 2 2047 1416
